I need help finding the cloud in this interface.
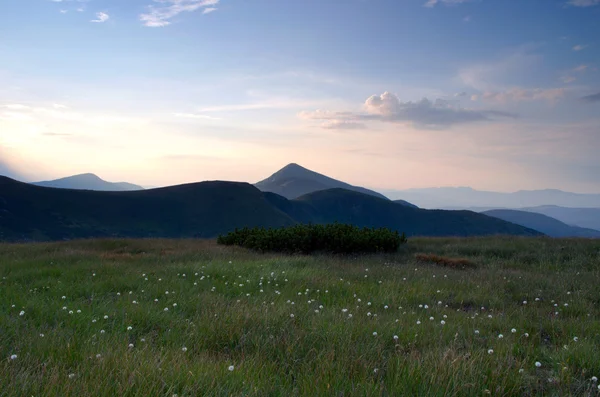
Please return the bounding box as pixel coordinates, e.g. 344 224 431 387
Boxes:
476 88 566 103
174 112 221 120
567 0 600 6
320 120 367 130
573 64 589 72
91 12 109 23
455 92 467 97
573 44 587 51
299 92 516 130
424 0 472 7
140 0 219 27
581 92 600 103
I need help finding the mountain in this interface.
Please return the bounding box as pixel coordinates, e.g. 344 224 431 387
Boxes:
520 206 600 232
482 209 600 238
255 163 390 201
265 188 541 237
0 176 540 242
0 176 294 241
32 173 143 191
381 187 600 209
394 199 419 209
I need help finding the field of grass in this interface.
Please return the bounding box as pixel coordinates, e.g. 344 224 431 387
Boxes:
1 237 599 396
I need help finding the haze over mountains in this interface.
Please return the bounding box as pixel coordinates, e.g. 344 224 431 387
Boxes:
383 187 600 209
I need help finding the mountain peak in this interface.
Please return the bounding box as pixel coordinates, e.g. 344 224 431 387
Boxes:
255 163 391 201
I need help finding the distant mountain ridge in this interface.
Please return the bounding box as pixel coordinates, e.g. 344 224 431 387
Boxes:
483 209 600 238
0 176 539 242
32 173 143 191
382 187 600 209
255 163 392 201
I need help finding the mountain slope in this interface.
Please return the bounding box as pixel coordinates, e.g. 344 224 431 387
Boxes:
382 187 600 209
483 209 600 238
0 177 543 242
32 173 144 191
520 206 600 232
255 163 390 201
265 189 541 237
0 176 294 241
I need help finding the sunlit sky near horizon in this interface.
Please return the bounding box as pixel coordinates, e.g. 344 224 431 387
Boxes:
1 0 600 193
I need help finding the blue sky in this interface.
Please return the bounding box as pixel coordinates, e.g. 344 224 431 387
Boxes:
1 0 599 193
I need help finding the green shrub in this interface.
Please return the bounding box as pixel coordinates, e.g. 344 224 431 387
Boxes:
217 223 407 254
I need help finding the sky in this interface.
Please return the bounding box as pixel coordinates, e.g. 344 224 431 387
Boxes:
1 0 600 193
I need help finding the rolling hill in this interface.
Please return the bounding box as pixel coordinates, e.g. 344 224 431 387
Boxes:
0 176 294 241
32 173 144 191
265 189 542 237
520 206 600 232
255 163 391 201
482 209 600 238
0 176 541 242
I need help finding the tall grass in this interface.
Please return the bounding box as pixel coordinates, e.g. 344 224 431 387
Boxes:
0 237 599 396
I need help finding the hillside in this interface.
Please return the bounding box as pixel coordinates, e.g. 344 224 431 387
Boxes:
521 205 600 232
32 173 144 191
0 176 294 241
265 188 541 237
0 177 541 241
483 209 600 238
255 163 390 201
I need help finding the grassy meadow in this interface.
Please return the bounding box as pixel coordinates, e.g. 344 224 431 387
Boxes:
1 237 599 396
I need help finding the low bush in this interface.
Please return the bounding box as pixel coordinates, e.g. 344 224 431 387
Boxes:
414 253 477 269
217 223 407 254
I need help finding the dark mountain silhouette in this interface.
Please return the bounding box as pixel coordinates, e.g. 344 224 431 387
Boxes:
483 209 600 238
382 187 600 209
0 176 540 242
0 176 294 241
265 189 541 237
32 173 143 191
521 206 600 232
255 163 391 201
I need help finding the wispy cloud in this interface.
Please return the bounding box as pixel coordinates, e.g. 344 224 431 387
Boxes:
573 44 588 51
320 120 367 130
91 12 109 23
299 92 515 130
174 112 222 120
140 0 219 27
425 0 473 7
581 92 600 103
566 0 600 6
473 88 566 103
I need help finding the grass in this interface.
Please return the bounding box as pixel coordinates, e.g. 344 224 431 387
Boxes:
0 237 599 396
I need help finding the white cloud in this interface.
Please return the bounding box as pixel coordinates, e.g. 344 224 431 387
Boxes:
573 44 588 51
91 12 109 23
203 7 218 14
140 0 219 27
425 0 472 7
476 88 566 103
567 0 600 6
